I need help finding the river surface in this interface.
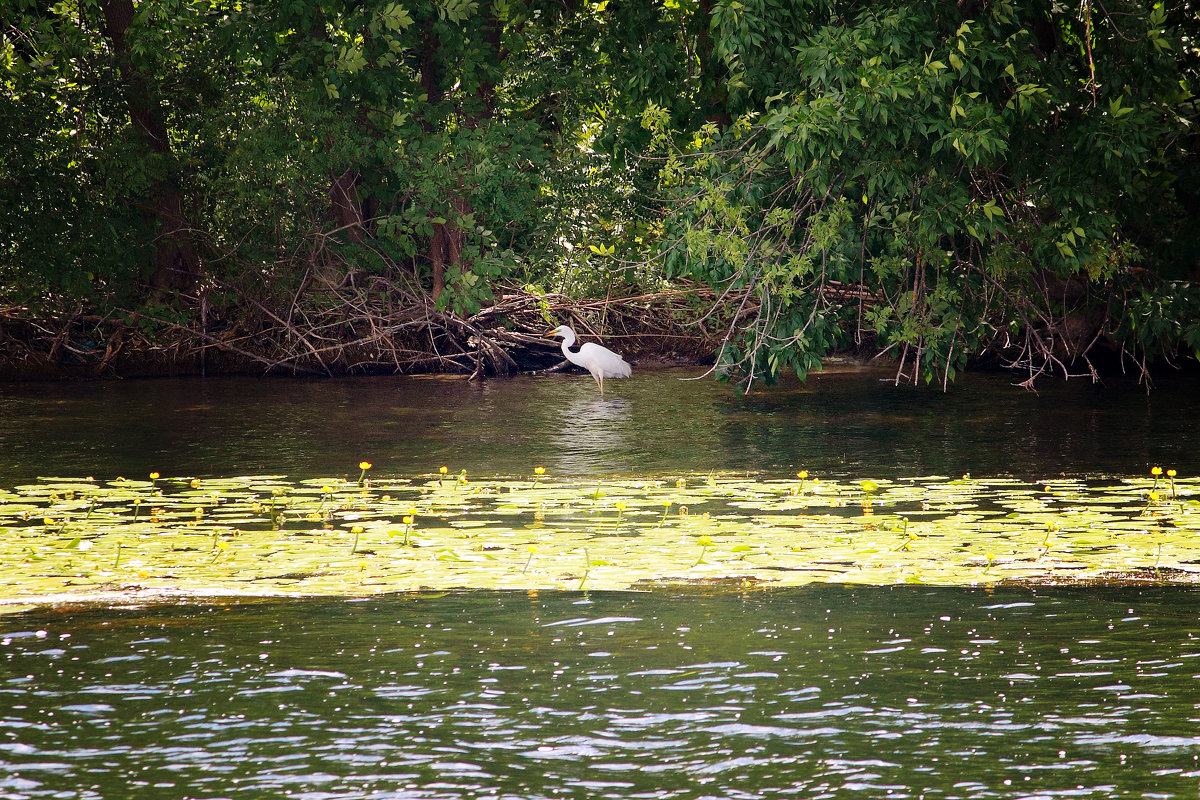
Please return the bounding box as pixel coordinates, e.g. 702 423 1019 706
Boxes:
5 588 1200 799
1 365 1198 484
2 367 1200 798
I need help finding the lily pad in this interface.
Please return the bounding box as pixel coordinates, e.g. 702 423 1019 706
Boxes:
1 470 1199 608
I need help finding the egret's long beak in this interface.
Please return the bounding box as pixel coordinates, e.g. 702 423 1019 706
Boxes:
543 329 558 338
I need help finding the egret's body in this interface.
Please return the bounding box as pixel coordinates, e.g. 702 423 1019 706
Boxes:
544 325 631 395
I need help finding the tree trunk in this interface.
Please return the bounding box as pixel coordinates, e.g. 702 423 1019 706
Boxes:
448 192 468 271
417 3 507 306
474 4 504 122
430 223 447 303
419 20 449 303
330 168 365 243
100 0 200 297
694 0 731 127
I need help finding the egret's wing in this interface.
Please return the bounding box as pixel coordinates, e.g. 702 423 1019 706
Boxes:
580 342 632 379
604 355 632 379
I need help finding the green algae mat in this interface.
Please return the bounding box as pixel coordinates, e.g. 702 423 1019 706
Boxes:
2 467 1198 609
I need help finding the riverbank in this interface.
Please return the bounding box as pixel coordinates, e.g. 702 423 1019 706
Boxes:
4 280 1194 387
0 283 728 381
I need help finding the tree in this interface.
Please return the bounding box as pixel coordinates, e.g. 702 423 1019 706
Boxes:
3 0 149 305
646 0 1200 389
3 0 1197 385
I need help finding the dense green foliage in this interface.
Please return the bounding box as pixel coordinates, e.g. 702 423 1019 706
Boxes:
646 0 1200 387
2 0 1198 384
2 0 641 316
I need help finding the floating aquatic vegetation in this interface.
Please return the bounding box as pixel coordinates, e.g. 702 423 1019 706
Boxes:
0 468 1197 608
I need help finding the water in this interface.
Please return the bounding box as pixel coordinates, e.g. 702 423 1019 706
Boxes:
3 368 1200 797
1 366 1197 485
4 587 1200 799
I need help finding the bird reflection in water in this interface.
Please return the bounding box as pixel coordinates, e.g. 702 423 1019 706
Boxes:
546 396 634 473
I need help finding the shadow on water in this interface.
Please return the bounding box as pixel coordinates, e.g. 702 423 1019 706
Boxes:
1 365 1197 484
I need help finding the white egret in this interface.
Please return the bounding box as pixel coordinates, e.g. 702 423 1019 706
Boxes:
544 325 631 395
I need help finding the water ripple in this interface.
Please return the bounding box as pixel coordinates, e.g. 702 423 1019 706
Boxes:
2 588 1200 799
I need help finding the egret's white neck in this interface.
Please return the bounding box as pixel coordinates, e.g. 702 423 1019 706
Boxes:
560 338 585 368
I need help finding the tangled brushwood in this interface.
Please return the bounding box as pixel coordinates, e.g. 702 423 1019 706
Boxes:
0 280 731 380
